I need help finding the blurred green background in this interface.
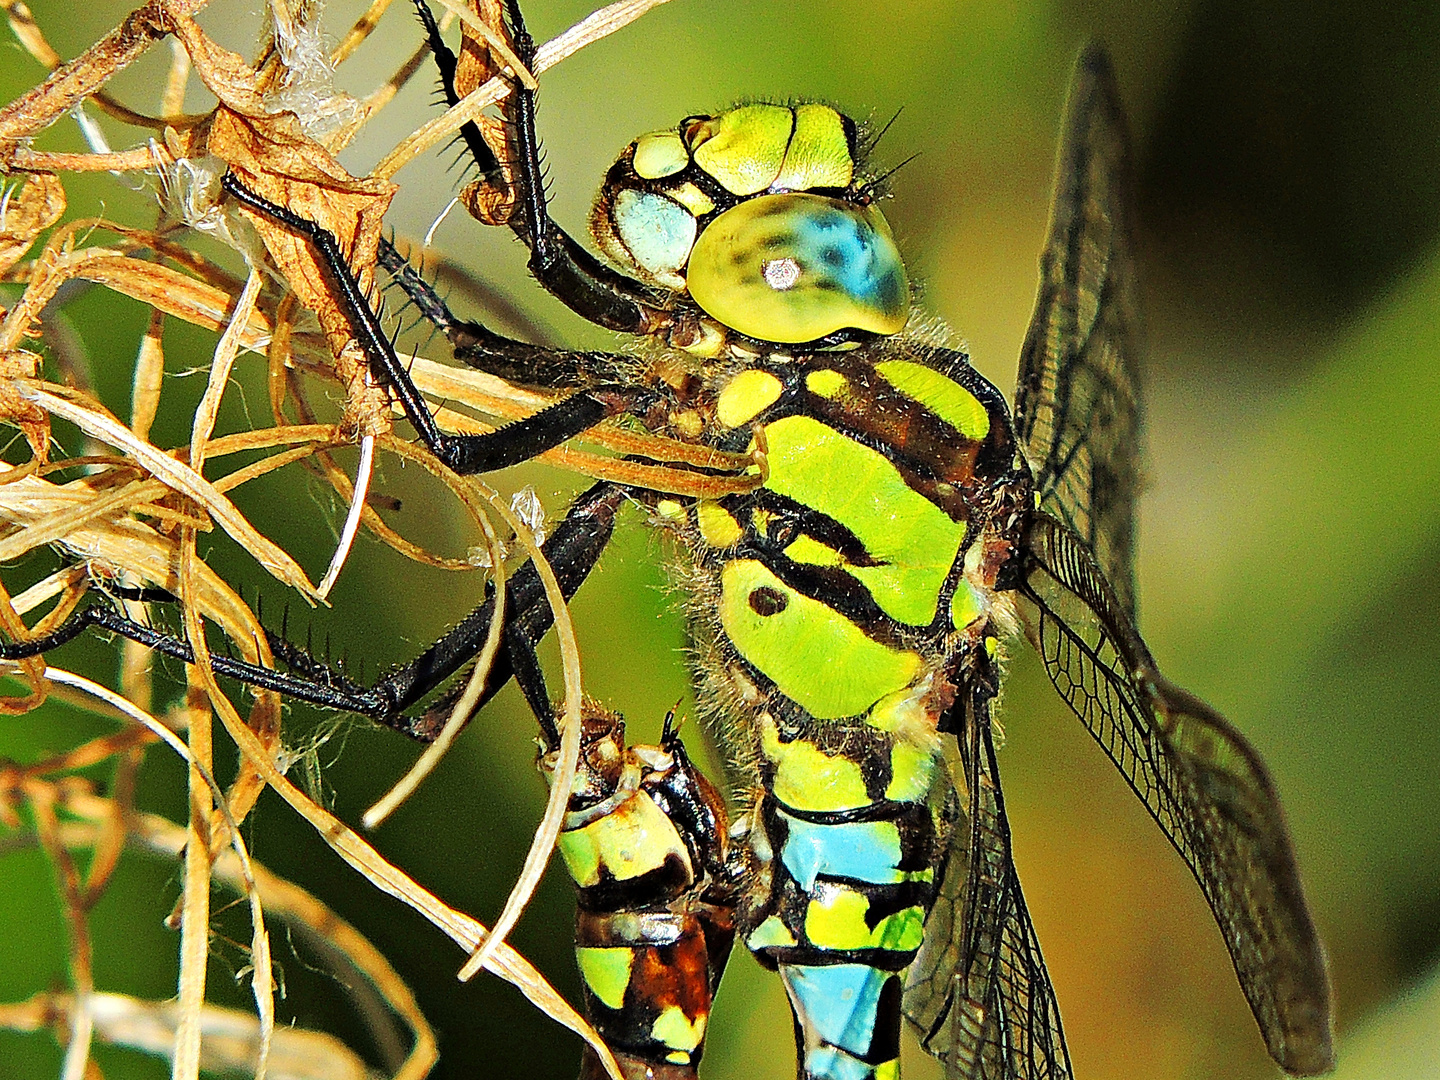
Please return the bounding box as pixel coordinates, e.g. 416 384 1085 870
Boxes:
2 0 1439 1078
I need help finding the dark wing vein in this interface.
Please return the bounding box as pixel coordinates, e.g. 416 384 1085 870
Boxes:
903 687 1072 1079
1013 45 1142 616
1019 511 1334 1075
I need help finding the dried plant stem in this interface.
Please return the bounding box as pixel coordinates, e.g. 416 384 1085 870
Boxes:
429 0 535 89
39 667 277 1080
0 0 214 148
27 782 96 1080
25 385 320 599
176 585 217 1080
330 0 398 67
454 483 583 984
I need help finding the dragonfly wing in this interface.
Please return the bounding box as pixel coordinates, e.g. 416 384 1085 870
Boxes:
1013 45 1142 617
903 688 1073 1080
1019 511 1335 1074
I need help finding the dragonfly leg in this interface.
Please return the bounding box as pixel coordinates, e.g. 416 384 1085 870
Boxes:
0 482 628 742
413 0 672 336
220 174 657 476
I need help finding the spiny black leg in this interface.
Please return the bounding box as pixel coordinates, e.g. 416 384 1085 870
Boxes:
222 174 651 473
409 0 668 334
0 605 110 660
498 0 664 334
443 383 657 473
0 602 394 716
221 172 452 459
377 238 630 387
378 239 465 337
381 481 627 723
505 621 557 746
0 482 628 741
103 584 178 604
411 0 503 184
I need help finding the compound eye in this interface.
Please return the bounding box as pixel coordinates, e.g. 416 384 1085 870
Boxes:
687 193 910 343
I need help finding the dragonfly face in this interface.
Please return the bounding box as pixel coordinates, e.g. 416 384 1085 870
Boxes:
591 102 910 349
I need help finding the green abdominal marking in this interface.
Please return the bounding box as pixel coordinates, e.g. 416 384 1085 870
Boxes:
805 888 926 952
577 947 633 1011
741 728 946 1080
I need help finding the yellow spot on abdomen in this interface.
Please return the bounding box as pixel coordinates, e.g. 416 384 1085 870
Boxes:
761 714 870 810
652 1006 706 1054
804 888 925 951
577 947 633 1011
557 792 688 888
885 739 938 803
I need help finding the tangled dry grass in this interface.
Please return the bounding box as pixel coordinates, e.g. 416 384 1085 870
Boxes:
0 1 761 1076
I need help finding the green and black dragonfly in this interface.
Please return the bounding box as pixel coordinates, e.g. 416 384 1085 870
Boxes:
0 1 1335 1076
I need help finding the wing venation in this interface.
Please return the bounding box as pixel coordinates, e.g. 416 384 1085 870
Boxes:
1019 512 1335 1075
904 689 1073 1079
1013 45 1142 616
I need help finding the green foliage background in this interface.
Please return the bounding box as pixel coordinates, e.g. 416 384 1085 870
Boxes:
2 1 1439 1078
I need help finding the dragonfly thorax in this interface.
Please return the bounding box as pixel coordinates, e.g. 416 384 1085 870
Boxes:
590 103 911 345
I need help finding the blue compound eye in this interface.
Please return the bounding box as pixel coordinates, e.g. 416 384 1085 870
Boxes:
686 193 910 343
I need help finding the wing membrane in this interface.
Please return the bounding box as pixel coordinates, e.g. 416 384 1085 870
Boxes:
1013 46 1142 616
904 687 1072 1079
1019 512 1334 1075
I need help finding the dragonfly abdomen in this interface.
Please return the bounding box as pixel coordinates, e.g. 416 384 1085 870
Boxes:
747 735 950 1080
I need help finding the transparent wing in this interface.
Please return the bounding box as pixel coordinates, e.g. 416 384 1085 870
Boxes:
1013 45 1142 616
1020 512 1334 1075
903 687 1072 1079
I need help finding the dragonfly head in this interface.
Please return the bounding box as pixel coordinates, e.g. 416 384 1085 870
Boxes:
591 103 911 344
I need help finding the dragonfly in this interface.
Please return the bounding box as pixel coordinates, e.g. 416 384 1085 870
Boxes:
0 0 1335 1075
